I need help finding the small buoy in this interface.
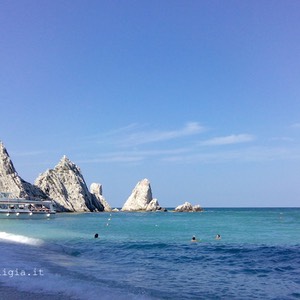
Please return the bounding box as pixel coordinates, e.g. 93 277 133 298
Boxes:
6 213 10 217
29 212 33 216
46 213 50 217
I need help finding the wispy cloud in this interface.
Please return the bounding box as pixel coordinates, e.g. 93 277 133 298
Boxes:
270 137 294 142
77 153 145 164
104 123 140 136
128 122 204 146
77 123 300 166
200 134 255 146
291 123 300 129
77 147 190 164
77 130 300 166
163 146 300 164
104 122 206 147
11 150 46 157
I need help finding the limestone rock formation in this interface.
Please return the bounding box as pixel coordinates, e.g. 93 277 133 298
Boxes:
0 142 111 213
146 198 160 211
192 204 203 212
121 178 162 211
35 156 106 212
0 142 47 199
174 202 203 212
90 183 111 212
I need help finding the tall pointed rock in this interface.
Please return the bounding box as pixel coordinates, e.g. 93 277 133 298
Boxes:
90 183 111 212
0 142 46 199
121 178 162 211
35 155 96 212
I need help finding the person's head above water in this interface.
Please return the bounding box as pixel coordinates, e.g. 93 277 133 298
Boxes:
94 233 99 238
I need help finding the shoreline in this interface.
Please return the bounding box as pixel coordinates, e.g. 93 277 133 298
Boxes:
0 239 76 300
0 284 74 300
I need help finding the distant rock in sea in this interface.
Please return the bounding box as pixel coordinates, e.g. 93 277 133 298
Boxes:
1 142 172 214
0 142 47 199
90 183 111 212
121 178 164 211
174 202 203 212
35 156 108 212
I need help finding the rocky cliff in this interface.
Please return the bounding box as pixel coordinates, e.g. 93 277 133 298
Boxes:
0 142 110 212
0 142 47 199
121 178 163 211
35 156 107 212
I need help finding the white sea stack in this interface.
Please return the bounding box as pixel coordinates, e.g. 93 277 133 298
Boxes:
146 198 160 211
192 204 203 212
0 142 111 213
0 142 47 199
174 202 203 212
35 156 106 212
90 183 111 212
121 178 162 211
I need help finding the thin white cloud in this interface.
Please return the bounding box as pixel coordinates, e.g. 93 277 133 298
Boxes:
270 137 294 142
163 146 300 164
78 154 144 164
291 123 300 129
11 150 46 157
77 147 190 164
115 122 206 147
104 123 140 136
76 136 300 166
84 122 205 148
200 134 255 146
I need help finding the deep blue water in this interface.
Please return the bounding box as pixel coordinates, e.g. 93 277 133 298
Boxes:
0 208 299 299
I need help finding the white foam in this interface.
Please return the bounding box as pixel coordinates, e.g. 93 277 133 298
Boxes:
0 232 44 246
0 233 153 300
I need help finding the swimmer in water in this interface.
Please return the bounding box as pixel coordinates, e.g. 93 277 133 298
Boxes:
215 234 221 240
94 233 99 238
191 236 198 242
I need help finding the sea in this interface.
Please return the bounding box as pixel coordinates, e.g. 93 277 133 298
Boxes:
0 208 299 299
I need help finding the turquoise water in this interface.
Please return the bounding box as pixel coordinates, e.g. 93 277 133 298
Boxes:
0 208 300 299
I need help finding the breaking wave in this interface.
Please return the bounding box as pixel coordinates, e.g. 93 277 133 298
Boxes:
0 231 44 246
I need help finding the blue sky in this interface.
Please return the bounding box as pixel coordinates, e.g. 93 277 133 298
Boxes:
1 0 300 207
